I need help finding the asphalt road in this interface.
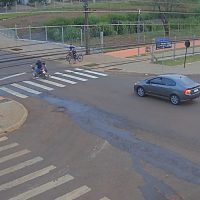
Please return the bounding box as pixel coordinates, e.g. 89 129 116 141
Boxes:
0 52 200 200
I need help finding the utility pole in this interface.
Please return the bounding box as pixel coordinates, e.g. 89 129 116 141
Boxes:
137 9 141 56
184 40 190 68
83 0 90 55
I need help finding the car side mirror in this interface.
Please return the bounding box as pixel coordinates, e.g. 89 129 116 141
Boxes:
146 80 150 84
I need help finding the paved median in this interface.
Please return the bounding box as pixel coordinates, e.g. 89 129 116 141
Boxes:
0 97 28 135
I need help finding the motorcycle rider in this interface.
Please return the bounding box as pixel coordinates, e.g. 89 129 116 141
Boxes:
41 61 47 73
34 60 43 75
33 60 47 76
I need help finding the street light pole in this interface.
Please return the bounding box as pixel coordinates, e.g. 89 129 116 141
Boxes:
83 0 90 55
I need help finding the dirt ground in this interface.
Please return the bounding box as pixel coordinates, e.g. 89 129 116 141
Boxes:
0 12 82 28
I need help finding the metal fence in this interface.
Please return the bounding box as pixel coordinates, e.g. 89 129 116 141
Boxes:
3 23 199 43
1 23 200 60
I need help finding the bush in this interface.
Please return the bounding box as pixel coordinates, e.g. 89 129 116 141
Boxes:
64 26 81 40
89 15 101 25
45 17 73 26
47 26 81 42
74 16 84 25
90 23 117 37
48 27 62 42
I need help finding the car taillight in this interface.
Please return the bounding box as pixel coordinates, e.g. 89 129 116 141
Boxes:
184 89 191 95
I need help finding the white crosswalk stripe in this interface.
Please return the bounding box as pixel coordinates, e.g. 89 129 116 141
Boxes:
55 72 88 81
37 79 66 87
75 68 108 76
8 174 74 200
0 139 111 200
55 185 91 200
0 165 56 191
0 143 19 153
23 81 54 91
50 75 77 84
65 70 98 79
0 136 8 142
0 149 30 164
0 69 108 99
0 157 43 177
0 87 28 98
0 73 26 81
11 83 41 95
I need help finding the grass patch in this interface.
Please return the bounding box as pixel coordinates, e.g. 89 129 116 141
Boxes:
156 54 200 66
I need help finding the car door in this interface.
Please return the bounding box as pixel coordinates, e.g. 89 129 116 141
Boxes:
147 77 164 96
161 78 176 98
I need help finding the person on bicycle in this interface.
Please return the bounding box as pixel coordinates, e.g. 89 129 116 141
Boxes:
69 44 77 60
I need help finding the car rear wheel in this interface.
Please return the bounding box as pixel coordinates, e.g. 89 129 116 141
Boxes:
137 87 145 97
170 94 180 105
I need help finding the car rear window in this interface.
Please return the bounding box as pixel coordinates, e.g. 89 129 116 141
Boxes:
162 78 176 86
178 76 195 85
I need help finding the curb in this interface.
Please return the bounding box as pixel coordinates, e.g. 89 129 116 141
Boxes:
0 99 28 135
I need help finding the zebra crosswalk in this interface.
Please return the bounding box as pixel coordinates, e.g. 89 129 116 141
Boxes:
0 136 111 200
0 69 108 99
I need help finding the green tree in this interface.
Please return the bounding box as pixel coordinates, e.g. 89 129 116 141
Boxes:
152 0 182 36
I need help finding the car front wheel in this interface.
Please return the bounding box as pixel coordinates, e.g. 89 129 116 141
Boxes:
137 86 145 97
170 94 180 105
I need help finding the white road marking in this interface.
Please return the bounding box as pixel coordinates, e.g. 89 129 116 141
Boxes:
55 185 91 200
50 76 77 84
0 72 26 81
8 174 74 200
37 79 66 87
0 143 19 153
11 83 41 95
65 70 98 79
23 81 54 91
55 72 88 81
0 157 43 177
99 197 111 200
0 165 56 191
75 68 108 76
0 149 30 164
0 87 28 98
0 136 8 142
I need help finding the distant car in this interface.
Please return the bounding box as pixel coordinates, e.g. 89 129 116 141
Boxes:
134 74 200 105
155 38 172 49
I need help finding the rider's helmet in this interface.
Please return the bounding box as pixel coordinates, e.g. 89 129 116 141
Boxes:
36 60 41 64
36 60 42 69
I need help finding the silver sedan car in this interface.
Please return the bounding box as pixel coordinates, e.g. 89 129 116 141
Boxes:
134 74 200 105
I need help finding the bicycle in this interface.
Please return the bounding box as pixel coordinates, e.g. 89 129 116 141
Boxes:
66 51 83 64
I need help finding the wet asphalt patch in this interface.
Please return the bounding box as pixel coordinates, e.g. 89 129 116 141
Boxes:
41 95 200 200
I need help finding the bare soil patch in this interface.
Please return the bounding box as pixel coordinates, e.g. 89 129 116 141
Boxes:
0 12 81 28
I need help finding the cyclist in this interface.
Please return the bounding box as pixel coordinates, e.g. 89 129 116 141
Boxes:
69 44 77 61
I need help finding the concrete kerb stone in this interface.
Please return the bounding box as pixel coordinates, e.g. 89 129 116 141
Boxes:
0 97 28 135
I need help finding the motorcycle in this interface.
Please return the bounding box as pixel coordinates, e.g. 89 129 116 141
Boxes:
31 64 49 79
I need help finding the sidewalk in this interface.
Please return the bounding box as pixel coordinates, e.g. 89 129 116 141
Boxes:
76 54 200 75
0 97 28 135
